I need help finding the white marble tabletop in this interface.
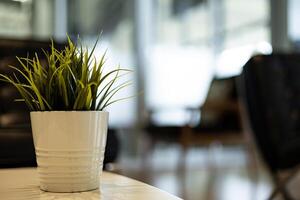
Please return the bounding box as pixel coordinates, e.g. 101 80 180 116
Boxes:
0 167 182 200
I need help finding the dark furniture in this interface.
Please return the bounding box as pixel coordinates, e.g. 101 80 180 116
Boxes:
180 77 244 150
145 77 244 157
239 54 300 200
0 39 59 167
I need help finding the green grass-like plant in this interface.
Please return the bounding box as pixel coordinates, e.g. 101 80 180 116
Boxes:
0 36 132 111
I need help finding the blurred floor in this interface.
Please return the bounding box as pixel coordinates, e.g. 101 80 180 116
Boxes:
113 132 274 200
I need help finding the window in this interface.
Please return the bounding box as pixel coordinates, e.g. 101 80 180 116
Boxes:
144 0 271 125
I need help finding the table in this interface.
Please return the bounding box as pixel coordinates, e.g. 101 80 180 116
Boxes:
0 167 182 200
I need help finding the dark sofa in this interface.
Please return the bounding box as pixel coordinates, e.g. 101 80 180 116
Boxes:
0 39 64 167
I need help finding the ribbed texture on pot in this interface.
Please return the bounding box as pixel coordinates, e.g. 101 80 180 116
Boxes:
35 148 105 192
31 111 108 192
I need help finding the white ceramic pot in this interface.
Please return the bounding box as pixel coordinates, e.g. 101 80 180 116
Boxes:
30 111 108 192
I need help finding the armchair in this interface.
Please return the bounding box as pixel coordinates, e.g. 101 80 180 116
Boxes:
239 54 300 200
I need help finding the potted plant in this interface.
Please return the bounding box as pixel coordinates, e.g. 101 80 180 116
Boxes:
0 36 131 192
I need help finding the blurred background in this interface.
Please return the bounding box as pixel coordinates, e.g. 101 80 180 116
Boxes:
1 0 300 199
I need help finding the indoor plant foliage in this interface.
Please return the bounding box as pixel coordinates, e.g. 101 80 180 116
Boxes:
0 37 131 193
0 36 131 111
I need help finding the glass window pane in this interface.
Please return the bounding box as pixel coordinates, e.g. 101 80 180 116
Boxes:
146 0 214 125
